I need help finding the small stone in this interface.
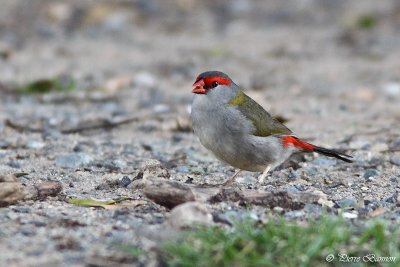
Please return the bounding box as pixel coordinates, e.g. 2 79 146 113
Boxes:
349 140 370 150
21 227 36 236
167 202 213 229
363 169 379 178
305 166 319 176
382 82 400 97
390 155 400 166
25 140 45 149
283 185 300 193
236 176 257 184
284 210 304 219
119 176 132 187
189 166 205 175
91 159 127 171
7 161 21 168
273 206 284 214
336 198 357 209
361 186 369 191
311 158 337 167
35 181 62 200
12 206 31 213
136 159 170 180
0 176 26 207
133 72 156 88
342 212 358 219
175 166 189 173
370 143 388 153
55 153 93 169
0 140 12 149
303 204 324 215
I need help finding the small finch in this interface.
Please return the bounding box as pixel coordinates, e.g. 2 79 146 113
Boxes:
190 71 353 185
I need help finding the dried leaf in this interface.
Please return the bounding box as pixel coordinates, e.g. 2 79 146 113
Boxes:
68 197 133 208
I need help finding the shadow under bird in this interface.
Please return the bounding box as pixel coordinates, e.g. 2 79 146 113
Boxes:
190 71 353 185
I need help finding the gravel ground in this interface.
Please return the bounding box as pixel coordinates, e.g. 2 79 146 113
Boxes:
0 1 400 266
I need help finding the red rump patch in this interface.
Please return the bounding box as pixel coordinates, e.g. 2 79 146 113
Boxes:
282 136 315 151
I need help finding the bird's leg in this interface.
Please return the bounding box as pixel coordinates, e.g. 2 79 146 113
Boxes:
256 166 271 186
222 169 241 186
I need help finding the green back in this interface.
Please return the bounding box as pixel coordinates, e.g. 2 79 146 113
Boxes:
228 91 292 137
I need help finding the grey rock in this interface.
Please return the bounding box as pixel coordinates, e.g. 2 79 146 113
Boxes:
189 166 205 175
175 166 189 173
363 169 379 178
25 140 45 149
136 159 170 180
7 160 21 168
91 159 127 171
311 157 337 167
390 155 400 166
119 176 132 187
336 198 357 209
283 185 300 193
284 210 304 219
305 166 319 176
55 153 93 169
303 203 324 215
0 140 12 149
236 176 257 184
167 202 213 229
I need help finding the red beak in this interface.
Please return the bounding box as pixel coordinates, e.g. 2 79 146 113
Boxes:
192 79 206 94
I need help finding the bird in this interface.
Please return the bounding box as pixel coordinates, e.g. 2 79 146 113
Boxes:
190 71 353 185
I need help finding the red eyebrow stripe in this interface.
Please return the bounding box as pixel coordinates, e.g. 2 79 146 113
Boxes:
203 76 231 86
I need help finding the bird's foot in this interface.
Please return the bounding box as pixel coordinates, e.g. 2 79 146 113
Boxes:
255 166 271 187
221 169 242 187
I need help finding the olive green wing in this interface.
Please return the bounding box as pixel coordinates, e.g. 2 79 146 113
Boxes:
228 90 292 136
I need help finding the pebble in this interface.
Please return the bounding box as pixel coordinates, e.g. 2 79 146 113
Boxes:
273 206 284 214
7 160 21 168
304 166 319 176
167 202 213 229
336 198 357 209
133 72 156 88
363 169 379 178
390 155 400 166
311 158 337 167
370 143 388 153
303 204 323 215
0 140 12 149
236 176 257 184
349 140 370 150
92 159 127 171
12 207 31 213
25 140 45 149
284 210 304 219
382 82 400 97
361 186 369 191
119 176 132 187
342 212 358 219
55 153 93 169
283 185 300 193
189 166 205 175
175 166 189 173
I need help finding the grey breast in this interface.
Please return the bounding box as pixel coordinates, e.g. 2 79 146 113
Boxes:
191 87 269 171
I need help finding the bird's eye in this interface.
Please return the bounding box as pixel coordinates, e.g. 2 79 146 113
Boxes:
212 81 219 88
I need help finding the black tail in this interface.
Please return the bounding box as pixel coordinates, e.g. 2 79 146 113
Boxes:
313 146 353 163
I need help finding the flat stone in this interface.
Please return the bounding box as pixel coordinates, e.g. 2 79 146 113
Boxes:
55 153 93 169
390 155 400 166
336 198 357 209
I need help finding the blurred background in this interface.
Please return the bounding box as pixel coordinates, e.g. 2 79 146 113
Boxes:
1 0 399 136
1 1 400 266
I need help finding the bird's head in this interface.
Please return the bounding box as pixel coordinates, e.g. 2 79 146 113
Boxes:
192 71 233 95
